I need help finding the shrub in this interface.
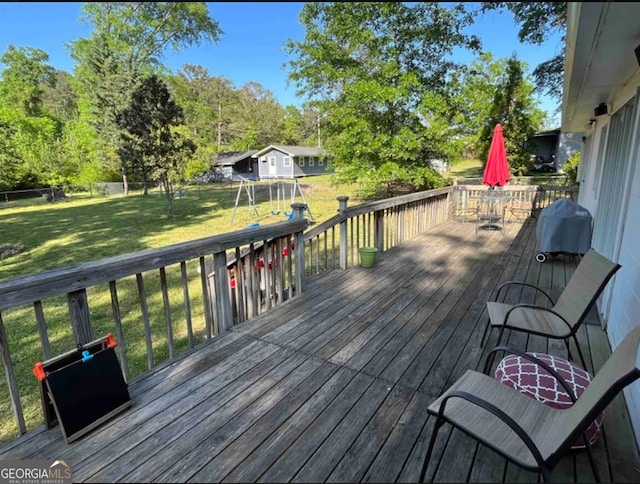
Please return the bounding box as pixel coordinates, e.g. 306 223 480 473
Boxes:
563 151 581 186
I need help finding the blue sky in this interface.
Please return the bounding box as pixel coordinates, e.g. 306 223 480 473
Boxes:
0 2 564 123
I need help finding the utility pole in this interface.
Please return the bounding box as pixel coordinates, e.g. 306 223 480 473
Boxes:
217 98 222 149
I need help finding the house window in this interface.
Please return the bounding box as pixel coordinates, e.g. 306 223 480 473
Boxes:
309 157 315 166
319 157 324 166
268 156 276 167
283 156 291 167
299 157 305 166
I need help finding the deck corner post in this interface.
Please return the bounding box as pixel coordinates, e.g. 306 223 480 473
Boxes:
291 203 307 294
213 251 234 333
337 196 349 214
0 313 26 434
337 196 349 269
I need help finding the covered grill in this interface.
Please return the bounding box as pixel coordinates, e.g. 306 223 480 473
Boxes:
535 198 592 263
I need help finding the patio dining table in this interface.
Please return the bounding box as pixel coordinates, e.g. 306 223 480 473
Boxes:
469 191 517 232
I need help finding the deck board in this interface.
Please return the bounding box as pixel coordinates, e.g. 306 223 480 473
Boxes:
2 217 639 483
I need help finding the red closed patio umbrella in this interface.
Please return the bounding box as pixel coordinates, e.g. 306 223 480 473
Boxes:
482 124 510 188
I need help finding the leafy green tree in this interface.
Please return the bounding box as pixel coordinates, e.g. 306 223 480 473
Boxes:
70 2 222 192
0 45 56 117
228 82 284 151
480 2 567 102
562 151 580 186
169 65 238 177
284 2 480 195
41 70 78 123
427 51 544 166
477 55 545 175
0 121 22 190
279 104 326 146
0 45 65 187
116 75 196 217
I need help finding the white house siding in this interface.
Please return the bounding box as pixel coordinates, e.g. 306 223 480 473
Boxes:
556 132 584 171
292 157 329 177
577 122 609 220
579 86 640 443
256 149 295 179
608 92 640 443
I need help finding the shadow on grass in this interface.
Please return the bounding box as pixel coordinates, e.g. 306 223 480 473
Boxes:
0 186 237 281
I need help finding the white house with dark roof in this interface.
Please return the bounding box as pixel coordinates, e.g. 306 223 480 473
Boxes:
251 145 333 179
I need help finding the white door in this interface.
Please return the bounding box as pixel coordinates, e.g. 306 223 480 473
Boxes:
268 156 277 176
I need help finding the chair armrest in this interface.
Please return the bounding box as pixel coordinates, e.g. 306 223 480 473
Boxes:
503 304 573 335
483 346 576 402
494 281 555 305
436 390 547 470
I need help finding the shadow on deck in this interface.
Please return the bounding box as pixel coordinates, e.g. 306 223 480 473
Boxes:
2 217 639 482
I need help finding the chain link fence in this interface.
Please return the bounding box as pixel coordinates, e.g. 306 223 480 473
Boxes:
0 182 166 208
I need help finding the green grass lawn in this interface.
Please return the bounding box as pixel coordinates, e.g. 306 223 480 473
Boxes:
0 175 367 442
444 158 484 179
0 176 362 281
0 169 570 442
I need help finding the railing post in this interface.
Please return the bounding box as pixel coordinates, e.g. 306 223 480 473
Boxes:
213 251 234 332
337 196 349 270
67 289 95 345
291 203 307 294
0 313 26 434
374 209 384 251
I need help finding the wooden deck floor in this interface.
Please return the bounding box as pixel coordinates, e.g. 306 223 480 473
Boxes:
2 217 639 483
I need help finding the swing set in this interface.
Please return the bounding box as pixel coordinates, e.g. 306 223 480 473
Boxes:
230 177 259 225
230 177 314 225
269 178 313 221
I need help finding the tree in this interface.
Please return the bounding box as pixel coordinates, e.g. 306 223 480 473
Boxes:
0 45 64 187
228 82 284 151
425 52 544 164
116 75 195 217
0 121 22 190
169 65 238 177
279 104 320 146
69 2 222 192
284 2 480 195
41 70 79 123
477 55 545 175
480 2 567 102
0 45 56 117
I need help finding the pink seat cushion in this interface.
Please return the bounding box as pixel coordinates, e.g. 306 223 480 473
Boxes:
495 352 603 448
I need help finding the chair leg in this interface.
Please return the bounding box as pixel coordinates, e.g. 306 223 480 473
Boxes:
486 326 506 371
419 416 443 483
540 465 552 482
573 334 588 370
480 318 492 348
583 434 601 483
563 339 574 362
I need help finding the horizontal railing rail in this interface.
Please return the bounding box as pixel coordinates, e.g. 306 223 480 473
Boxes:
0 182 578 442
451 184 579 220
303 187 453 276
0 207 308 438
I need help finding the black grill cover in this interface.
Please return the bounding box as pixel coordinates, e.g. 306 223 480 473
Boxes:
536 198 592 254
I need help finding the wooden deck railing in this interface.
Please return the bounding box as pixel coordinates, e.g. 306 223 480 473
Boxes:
0 207 308 436
451 184 579 219
0 183 578 439
303 187 452 276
